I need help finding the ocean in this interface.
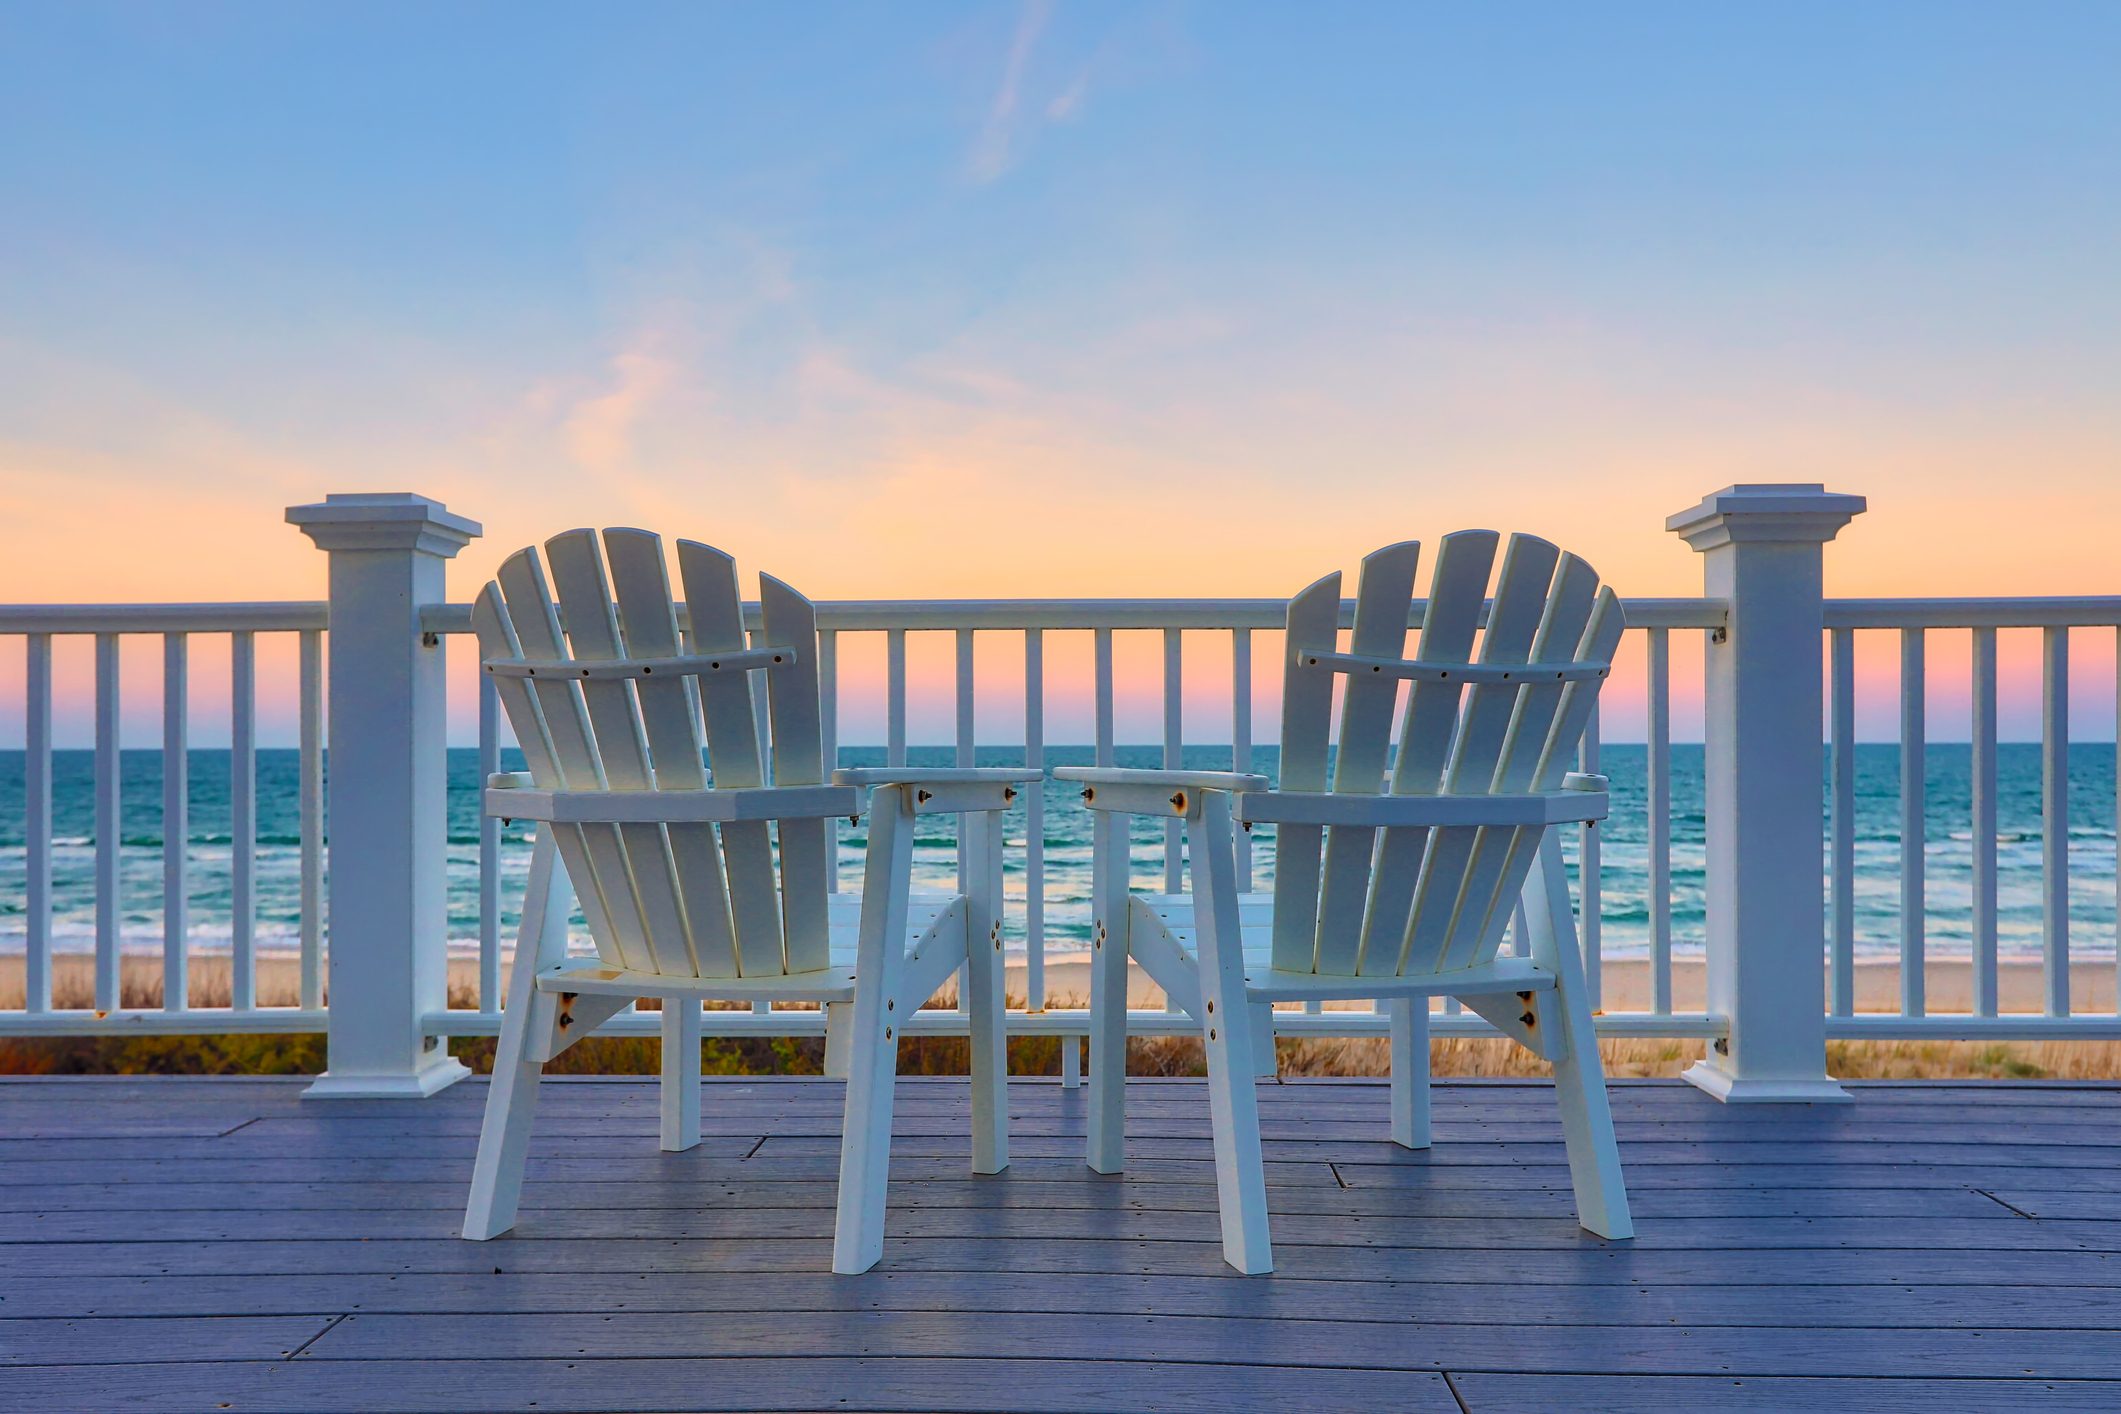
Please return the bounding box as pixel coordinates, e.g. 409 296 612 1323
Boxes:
0 744 2114 963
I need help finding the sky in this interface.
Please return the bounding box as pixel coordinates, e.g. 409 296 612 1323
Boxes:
1 1 2117 744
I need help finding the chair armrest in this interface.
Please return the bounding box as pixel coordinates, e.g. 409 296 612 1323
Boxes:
831 767 1042 787
1051 766 1271 792
1053 766 1271 818
486 784 861 824
831 767 1039 815
1233 788 1609 828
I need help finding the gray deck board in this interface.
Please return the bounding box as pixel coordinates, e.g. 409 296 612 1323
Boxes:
11 1206 2112 1250
0 1357 1459 1413
1449 1374 2121 1413
10 1177 2019 1219
1 1076 2116 1412
13 1271 2121 1329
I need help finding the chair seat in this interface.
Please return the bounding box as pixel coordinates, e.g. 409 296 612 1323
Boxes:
536 890 964 1003
1130 891 1556 1003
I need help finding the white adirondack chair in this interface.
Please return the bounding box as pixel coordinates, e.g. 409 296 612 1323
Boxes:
1056 532 1633 1274
459 528 1037 1274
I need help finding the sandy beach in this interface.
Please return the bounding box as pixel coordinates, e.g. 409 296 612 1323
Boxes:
5 950 2112 1025
1024 952 2118 1018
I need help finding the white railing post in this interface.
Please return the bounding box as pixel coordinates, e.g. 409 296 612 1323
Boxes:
287 492 481 1098
1669 484 1864 1104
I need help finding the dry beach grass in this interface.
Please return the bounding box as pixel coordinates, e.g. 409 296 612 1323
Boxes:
3 952 2117 1080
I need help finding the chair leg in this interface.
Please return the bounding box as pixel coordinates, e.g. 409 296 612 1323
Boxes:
462 990 549 1240
834 785 914 1275
464 830 568 1242
660 1000 702 1153
834 1003 902 1273
1190 793 1273 1274
964 810 1009 1175
1389 997 1431 1150
1085 810 1128 1174
1528 833 1633 1239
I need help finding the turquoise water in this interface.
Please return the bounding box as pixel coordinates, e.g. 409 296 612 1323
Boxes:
0 744 2112 962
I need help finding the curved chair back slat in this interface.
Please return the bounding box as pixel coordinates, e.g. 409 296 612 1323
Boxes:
1270 532 1625 980
1266 569 1341 971
1310 542 1421 975
604 530 740 976
677 540 788 976
476 530 830 980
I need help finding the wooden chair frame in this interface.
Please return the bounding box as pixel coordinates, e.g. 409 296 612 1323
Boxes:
1057 532 1635 1273
456 529 1036 1274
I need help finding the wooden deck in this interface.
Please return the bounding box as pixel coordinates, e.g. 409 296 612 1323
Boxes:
1 1076 2118 1412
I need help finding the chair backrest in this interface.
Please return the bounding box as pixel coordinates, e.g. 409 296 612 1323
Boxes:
472 529 832 979
1268 533 1624 980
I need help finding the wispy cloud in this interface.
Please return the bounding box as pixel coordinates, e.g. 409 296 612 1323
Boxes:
967 0 1055 183
563 348 677 477
1045 69 1089 123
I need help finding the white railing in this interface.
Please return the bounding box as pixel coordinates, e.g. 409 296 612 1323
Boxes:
1822 599 2121 1039
2 487 2116 1103
0 603 327 1032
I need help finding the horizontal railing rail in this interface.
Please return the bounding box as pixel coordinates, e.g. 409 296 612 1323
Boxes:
421 597 1729 634
1824 597 2121 629
0 603 327 633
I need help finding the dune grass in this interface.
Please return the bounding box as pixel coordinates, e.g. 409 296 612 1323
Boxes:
2 953 2115 1080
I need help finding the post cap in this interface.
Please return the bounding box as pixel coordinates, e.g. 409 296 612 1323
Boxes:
286 493 482 557
1667 484 1865 552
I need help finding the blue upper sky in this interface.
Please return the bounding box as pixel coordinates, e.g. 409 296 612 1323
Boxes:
1 2 2117 597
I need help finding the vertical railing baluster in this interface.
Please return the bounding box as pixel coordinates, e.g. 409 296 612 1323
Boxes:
1162 629 1184 1015
1971 626 1999 1018
162 634 189 1012
1900 628 1925 1017
955 629 976 770
2043 626 2070 1017
230 631 257 1012
478 671 501 1013
1232 627 1253 892
1646 627 1672 1016
24 634 52 1014
954 629 976 1012
1094 629 1114 768
298 628 325 1012
886 629 907 768
1578 702 1602 1013
94 633 121 1013
819 629 839 892
1093 628 1116 1018
1829 627 1856 1018
1023 628 1045 1012
2114 626 2120 1019
1162 629 1183 895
